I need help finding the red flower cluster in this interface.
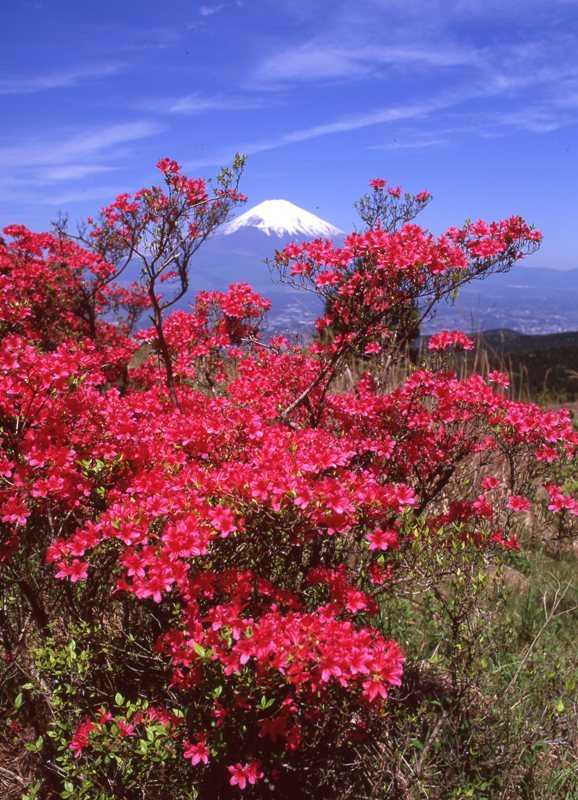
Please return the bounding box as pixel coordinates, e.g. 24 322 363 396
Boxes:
1 171 575 791
428 330 475 351
228 761 264 789
69 706 181 758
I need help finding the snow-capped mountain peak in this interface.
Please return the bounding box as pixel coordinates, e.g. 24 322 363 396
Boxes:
222 199 343 238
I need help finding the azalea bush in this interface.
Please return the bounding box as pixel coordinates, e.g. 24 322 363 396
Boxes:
0 163 576 799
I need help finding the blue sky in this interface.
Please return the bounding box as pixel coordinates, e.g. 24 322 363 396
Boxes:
1 0 577 268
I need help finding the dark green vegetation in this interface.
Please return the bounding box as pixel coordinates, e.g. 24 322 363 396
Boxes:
476 330 578 403
3 518 576 799
423 329 578 404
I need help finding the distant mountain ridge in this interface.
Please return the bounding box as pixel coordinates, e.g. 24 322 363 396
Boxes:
421 328 578 402
473 328 578 352
424 267 578 335
135 198 577 336
422 328 578 352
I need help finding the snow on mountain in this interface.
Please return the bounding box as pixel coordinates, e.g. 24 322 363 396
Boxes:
221 199 344 238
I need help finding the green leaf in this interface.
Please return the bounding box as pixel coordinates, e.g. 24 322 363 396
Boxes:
24 736 44 753
193 642 206 658
114 692 124 706
14 692 23 710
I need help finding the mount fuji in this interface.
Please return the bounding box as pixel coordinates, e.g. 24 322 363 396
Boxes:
221 199 344 239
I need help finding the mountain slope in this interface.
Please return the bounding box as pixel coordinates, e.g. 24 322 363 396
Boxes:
424 268 578 334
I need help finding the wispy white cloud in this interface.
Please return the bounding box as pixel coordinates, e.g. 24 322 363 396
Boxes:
168 91 262 114
451 0 576 18
38 186 128 206
368 136 449 151
508 112 569 134
253 41 481 85
0 180 126 208
252 29 577 96
98 23 184 52
188 64 578 169
0 121 162 170
367 103 576 152
270 100 445 144
198 4 224 16
36 164 116 181
0 120 162 213
247 0 488 88
187 95 458 166
480 40 578 96
0 63 123 95
248 0 578 125
135 90 264 115
467 107 573 136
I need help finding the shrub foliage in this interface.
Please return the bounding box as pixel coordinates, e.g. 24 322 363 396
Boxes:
1 163 576 799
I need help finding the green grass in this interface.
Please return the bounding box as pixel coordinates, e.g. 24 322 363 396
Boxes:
362 545 578 799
